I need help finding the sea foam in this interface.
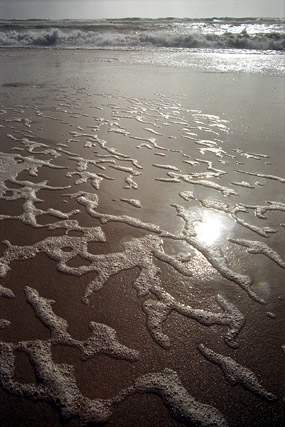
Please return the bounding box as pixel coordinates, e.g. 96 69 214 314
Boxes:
0 18 284 51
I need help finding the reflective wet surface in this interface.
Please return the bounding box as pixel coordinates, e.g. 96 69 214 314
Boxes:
0 49 284 426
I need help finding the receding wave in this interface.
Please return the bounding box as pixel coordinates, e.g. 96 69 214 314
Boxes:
0 18 284 50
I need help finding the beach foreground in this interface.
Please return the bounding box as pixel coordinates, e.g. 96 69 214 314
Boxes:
0 48 284 426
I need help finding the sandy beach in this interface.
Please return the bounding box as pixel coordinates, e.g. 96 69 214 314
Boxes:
0 47 284 426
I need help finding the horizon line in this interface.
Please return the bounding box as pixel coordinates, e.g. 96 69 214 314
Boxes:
0 15 284 20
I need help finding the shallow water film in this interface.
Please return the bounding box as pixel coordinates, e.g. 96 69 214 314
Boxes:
0 49 284 427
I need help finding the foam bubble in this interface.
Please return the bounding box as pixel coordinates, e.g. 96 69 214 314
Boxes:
144 127 164 136
0 319 10 330
120 198 142 208
153 163 180 171
0 285 15 298
179 191 195 201
231 180 254 188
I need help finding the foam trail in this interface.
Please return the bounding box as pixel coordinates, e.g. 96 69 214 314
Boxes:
169 173 238 197
0 180 79 228
78 204 162 234
70 198 264 303
153 163 180 171
0 152 65 196
233 216 277 238
66 170 105 189
188 237 262 302
0 285 15 298
228 238 285 269
244 200 285 219
120 198 142 208
199 198 277 238
0 319 10 330
235 170 285 183
173 204 262 303
0 340 113 424
231 181 254 188
0 226 106 283
24 287 139 361
24 286 69 340
143 290 245 349
124 174 139 189
198 344 277 401
115 368 228 427
179 191 195 201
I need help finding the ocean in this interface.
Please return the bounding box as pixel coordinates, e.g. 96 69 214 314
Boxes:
0 18 284 75
0 16 284 427
1 18 285 50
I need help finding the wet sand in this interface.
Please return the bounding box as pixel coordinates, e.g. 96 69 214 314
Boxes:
0 48 284 426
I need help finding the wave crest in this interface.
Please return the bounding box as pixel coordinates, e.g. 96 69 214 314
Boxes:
0 20 284 51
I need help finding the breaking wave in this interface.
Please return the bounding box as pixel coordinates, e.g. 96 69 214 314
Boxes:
0 18 284 50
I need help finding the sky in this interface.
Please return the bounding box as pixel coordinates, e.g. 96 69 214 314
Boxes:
0 0 284 20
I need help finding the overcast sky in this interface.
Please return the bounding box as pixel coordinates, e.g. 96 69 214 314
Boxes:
0 0 284 20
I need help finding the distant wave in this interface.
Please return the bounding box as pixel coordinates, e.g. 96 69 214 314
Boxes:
0 18 284 50
137 31 285 51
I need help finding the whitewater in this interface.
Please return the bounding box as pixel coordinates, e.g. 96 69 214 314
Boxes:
0 17 284 50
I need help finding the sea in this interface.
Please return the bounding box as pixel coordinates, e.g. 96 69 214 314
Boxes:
0 17 285 74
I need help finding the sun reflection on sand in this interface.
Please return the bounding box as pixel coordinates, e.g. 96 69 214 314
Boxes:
195 213 226 245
